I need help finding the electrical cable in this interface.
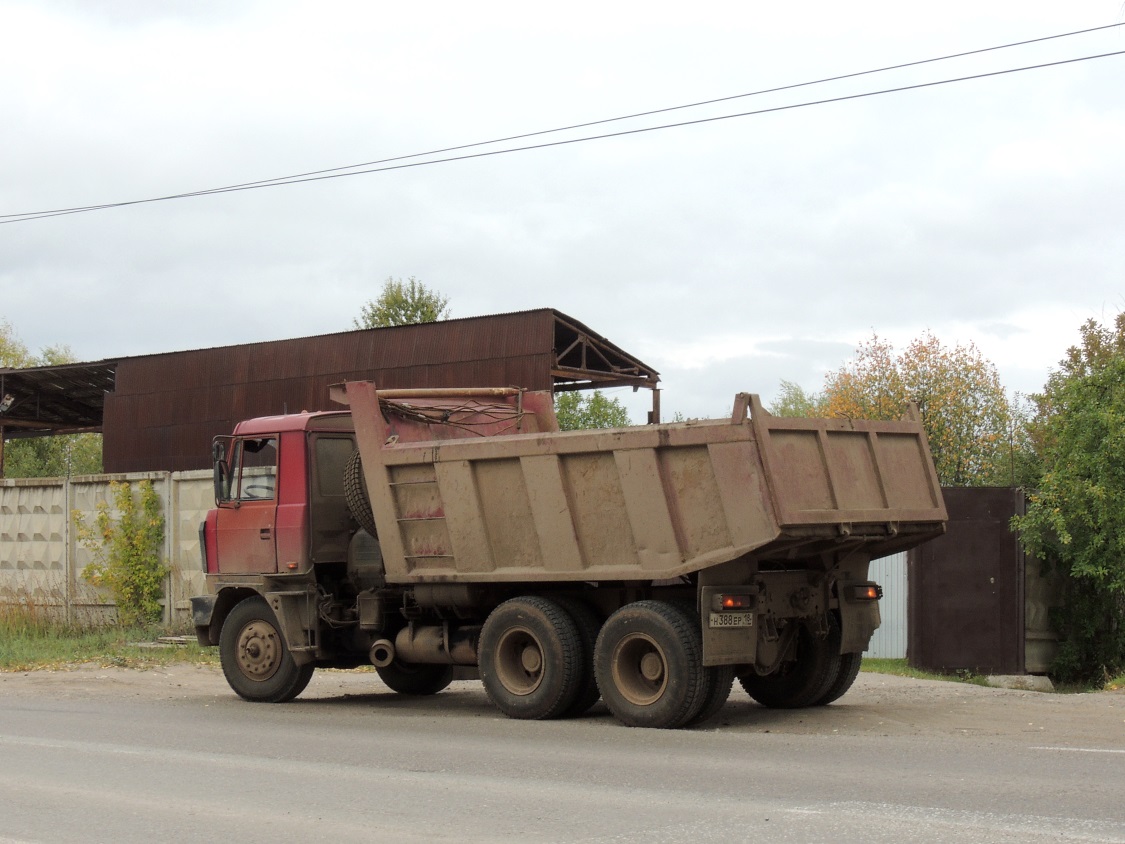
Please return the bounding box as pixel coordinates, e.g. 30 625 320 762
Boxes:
3 23 1123 225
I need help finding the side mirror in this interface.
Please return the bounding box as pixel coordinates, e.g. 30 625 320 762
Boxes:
212 437 232 504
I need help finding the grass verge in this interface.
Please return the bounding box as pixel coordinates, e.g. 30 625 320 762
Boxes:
0 604 218 672
861 657 988 686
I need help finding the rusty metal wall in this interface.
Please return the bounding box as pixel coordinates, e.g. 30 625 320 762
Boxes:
103 311 557 473
907 487 1026 674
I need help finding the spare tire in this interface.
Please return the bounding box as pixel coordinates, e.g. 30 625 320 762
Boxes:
344 450 379 537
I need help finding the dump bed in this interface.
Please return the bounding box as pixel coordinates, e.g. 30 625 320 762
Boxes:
342 382 947 584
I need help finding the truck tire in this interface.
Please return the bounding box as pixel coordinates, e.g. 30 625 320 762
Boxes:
344 450 379 537
812 651 862 706
738 616 841 709
552 596 603 717
219 596 314 703
687 665 735 727
479 596 583 720
594 601 706 729
376 660 455 696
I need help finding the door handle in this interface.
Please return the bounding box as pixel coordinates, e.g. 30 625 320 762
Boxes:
260 528 272 540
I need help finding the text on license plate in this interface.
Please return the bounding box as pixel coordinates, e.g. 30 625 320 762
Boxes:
709 612 754 629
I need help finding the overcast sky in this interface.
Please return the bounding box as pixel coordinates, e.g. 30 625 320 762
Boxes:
3 1 1123 421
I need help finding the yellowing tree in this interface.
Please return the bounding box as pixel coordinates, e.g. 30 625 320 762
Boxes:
822 332 1013 486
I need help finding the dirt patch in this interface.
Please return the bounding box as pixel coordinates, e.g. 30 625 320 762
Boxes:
1 664 1122 745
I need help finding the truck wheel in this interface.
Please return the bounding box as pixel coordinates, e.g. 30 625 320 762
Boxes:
738 617 841 709
812 651 863 706
344 450 379 537
376 660 455 695
687 665 735 727
594 601 706 729
479 596 582 720
552 597 603 717
219 597 314 703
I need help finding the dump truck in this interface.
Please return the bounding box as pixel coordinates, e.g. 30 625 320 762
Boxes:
191 382 946 729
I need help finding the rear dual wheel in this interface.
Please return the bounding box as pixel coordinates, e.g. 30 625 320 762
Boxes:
738 614 848 709
594 600 727 729
481 597 732 728
479 596 585 720
815 651 862 706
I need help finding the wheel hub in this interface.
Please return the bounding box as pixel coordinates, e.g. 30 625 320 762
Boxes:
640 652 664 682
236 620 280 681
494 626 543 696
612 633 669 706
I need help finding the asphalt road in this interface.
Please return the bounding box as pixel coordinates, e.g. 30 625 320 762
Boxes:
0 666 1122 843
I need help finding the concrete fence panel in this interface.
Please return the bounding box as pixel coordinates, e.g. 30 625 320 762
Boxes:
1 470 212 627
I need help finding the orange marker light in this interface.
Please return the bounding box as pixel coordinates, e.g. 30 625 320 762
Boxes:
852 584 882 600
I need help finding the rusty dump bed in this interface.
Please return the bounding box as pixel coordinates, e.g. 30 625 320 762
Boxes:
341 382 947 584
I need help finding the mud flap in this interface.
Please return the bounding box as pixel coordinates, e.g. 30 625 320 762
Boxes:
190 595 216 647
265 590 318 666
837 581 882 653
699 584 757 667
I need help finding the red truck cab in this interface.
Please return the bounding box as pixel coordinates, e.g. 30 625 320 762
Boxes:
202 411 356 577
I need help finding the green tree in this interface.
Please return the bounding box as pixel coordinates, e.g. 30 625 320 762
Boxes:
821 331 1015 486
1 323 103 478
354 276 450 328
555 390 631 430
1012 315 1125 684
768 380 825 417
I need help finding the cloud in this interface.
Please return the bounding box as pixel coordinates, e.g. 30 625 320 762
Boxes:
3 1 1123 420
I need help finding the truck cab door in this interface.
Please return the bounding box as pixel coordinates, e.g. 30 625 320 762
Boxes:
214 436 279 574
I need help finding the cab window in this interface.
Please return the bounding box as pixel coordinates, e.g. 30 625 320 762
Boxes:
231 437 278 501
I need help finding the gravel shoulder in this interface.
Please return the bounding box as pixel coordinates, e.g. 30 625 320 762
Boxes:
2 664 1122 746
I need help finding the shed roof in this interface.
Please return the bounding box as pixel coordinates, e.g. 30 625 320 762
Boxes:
0 308 657 440
0 359 117 439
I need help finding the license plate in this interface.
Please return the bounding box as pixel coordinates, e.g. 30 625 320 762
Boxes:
709 612 754 629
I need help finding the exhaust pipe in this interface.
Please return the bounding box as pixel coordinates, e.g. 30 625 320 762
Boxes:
369 638 396 668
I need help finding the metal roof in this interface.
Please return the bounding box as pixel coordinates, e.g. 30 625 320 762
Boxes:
0 309 658 445
0 359 117 438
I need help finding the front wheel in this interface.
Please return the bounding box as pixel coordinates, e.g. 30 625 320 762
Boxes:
219 597 314 703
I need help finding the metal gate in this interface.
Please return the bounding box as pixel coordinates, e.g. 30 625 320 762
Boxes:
907 488 1028 674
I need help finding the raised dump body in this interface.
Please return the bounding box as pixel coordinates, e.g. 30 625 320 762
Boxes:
342 381 945 584
194 382 946 729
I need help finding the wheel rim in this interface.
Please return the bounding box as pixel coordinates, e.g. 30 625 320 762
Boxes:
611 632 668 706
235 619 281 682
493 625 544 696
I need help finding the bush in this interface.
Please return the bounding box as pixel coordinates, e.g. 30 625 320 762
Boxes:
1012 316 1125 685
74 481 168 627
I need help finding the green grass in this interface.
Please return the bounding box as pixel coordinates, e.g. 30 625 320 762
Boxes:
861 657 988 686
0 603 218 672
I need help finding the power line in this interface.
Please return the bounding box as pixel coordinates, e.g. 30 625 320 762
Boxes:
4 24 1123 225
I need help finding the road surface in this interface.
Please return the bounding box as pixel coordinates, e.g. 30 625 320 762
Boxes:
0 666 1122 843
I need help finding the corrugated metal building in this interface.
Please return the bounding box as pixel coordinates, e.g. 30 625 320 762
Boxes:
0 309 659 475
